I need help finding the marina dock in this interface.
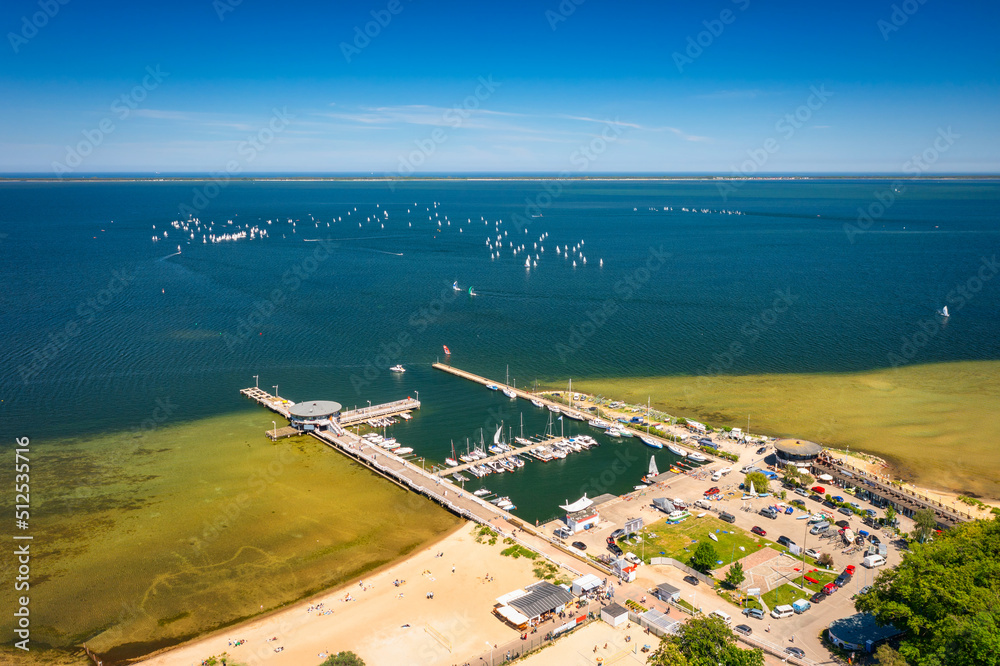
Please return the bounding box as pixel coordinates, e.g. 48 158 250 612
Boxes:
437 435 570 476
339 397 420 427
431 362 715 460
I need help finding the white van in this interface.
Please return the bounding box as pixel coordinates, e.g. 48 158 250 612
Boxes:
694 498 712 510
710 609 732 625
863 554 886 568
712 471 723 482
770 605 795 619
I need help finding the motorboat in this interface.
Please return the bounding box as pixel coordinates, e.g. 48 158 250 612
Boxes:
618 429 634 438
394 447 413 455
588 419 611 429
605 428 623 438
486 384 499 390
688 452 707 462
547 405 562 414
389 364 405 373
473 488 491 497
667 444 686 457
531 398 544 408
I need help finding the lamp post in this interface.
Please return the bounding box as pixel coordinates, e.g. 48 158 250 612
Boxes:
486 641 494 666
253 374 259 388
272 421 277 440
273 385 278 399
415 390 419 403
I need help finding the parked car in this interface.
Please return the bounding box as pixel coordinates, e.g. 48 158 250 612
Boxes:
572 541 587 551
790 499 806 509
850 502 862 510
859 585 872 596
751 526 767 536
866 509 879 517
704 487 721 496
810 591 826 603
811 486 826 494
734 623 753 636
742 607 765 619
760 507 778 519
839 507 853 516
805 548 820 559
608 543 623 556
610 528 626 540
823 500 838 509
822 582 838 595
809 494 824 503
845 565 856 575
683 575 700 586
835 573 852 587
786 647 805 659
777 536 794 547
794 488 809 497
836 519 851 529
870 535 881 546
832 495 844 503
756 446 768 455
719 511 737 524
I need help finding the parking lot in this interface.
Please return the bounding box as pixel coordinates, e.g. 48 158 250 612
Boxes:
541 431 915 663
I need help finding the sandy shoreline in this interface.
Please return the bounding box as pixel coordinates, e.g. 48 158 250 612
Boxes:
138 522 539 666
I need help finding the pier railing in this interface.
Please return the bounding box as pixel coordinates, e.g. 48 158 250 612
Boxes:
338 397 420 426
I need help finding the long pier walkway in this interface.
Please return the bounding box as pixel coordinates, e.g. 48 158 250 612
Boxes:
432 362 718 461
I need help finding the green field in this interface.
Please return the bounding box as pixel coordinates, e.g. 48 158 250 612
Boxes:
623 515 765 570
762 582 813 610
567 360 1000 500
794 570 838 593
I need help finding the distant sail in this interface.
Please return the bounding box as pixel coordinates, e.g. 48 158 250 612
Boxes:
649 456 658 477
443 345 451 355
939 305 950 317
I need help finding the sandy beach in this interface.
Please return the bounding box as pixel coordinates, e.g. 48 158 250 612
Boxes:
140 522 543 666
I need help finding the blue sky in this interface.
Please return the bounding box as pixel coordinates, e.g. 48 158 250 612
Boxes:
1 0 997 173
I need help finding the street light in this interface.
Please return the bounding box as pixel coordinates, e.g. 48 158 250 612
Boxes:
272 421 277 440
253 374 259 388
273 385 278 399
415 390 419 403
485 641 493 666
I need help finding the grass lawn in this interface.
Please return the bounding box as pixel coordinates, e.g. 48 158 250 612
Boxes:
794 569 837 593
761 582 812 610
622 516 764 570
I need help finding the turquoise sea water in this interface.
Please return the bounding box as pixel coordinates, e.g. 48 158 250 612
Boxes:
2 178 999 525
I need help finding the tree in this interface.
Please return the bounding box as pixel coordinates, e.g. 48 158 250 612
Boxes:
855 517 1000 666
671 616 764 666
649 641 689 666
690 541 718 573
782 464 800 486
725 560 745 588
875 644 908 666
885 505 897 525
799 473 814 487
818 552 835 569
322 653 365 666
744 471 769 494
912 509 937 543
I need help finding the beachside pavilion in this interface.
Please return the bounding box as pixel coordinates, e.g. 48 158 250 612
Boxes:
288 400 342 431
774 438 823 468
562 495 599 534
496 581 576 628
828 613 902 653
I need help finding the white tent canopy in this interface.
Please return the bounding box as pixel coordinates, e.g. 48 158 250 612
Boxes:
819 473 834 481
560 495 594 513
495 605 529 625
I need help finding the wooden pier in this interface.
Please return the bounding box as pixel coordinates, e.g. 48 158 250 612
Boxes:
438 436 570 476
338 397 420 427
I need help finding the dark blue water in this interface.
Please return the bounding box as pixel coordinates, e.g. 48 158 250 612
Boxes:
2 179 998 519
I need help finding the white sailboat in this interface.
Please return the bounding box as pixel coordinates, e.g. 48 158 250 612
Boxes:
938 305 950 317
452 281 462 291
642 455 660 483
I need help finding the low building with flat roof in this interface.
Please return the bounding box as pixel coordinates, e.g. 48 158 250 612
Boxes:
288 400 342 431
828 613 902 653
774 438 823 465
